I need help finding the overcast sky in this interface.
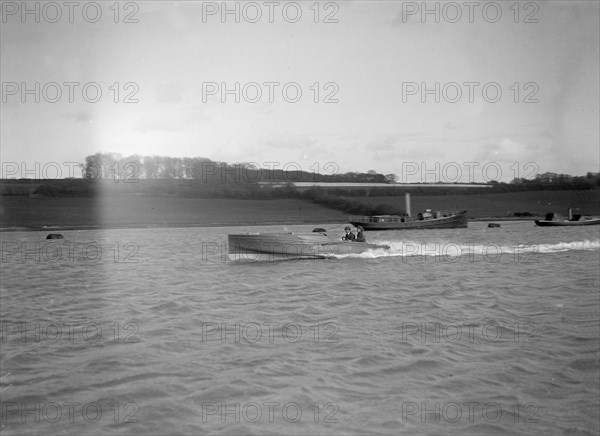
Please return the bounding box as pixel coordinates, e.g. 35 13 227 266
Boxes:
1 1 599 182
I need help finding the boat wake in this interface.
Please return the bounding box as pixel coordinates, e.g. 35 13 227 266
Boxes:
535 239 600 253
331 239 600 260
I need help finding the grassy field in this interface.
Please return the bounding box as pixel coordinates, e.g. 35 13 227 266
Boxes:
1 190 599 230
0 196 348 229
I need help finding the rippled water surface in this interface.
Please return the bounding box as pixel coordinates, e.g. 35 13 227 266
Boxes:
1 222 599 435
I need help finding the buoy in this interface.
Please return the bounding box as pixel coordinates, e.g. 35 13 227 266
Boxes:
46 233 64 239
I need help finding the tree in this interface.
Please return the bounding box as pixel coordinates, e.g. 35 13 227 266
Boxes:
385 173 397 184
84 153 103 181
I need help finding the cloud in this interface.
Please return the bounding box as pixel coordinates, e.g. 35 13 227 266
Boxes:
262 136 317 150
134 110 186 133
365 134 398 151
64 110 93 123
156 83 184 103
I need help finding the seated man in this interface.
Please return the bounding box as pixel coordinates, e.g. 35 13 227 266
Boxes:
342 226 356 241
355 226 366 242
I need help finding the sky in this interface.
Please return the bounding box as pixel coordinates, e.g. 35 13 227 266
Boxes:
1 1 599 183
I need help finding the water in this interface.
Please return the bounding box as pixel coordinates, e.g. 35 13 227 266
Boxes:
1 222 599 435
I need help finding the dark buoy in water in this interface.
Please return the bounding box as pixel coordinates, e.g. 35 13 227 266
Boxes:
312 228 327 233
46 233 64 239
488 223 501 228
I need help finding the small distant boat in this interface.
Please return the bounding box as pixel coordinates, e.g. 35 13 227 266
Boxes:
488 223 501 228
535 209 600 227
349 193 467 230
228 232 390 261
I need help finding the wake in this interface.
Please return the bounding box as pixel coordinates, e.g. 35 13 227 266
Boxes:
332 239 600 259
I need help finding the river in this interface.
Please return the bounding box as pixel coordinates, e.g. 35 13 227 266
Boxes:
1 221 598 435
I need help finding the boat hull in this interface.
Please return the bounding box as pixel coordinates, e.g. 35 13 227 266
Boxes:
535 219 600 227
228 233 390 260
350 211 468 230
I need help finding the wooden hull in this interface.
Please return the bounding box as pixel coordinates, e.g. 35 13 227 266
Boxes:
228 233 390 260
350 211 468 230
535 219 600 227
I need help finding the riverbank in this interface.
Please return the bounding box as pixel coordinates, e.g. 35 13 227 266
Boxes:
0 197 349 231
1 190 598 231
354 190 600 217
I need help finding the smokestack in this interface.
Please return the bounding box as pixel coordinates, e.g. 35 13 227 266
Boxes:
568 208 572 220
405 193 411 217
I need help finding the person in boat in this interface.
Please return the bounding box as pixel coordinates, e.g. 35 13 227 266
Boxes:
342 226 356 241
356 226 366 242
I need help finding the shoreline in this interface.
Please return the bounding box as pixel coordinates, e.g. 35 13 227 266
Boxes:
0 221 342 233
0 216 539 233
2 190 597 232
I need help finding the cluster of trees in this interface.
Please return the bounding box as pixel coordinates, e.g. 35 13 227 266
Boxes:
82 153 393 184
82 153 600 187
509 172 600 189
4 152 597 199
